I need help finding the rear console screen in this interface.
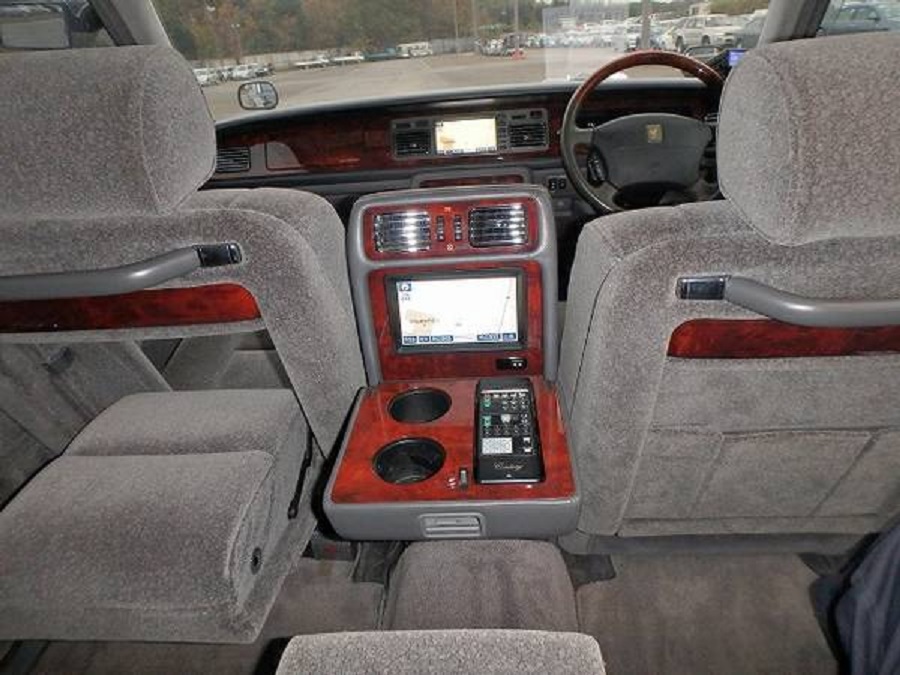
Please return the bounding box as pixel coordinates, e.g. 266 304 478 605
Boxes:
434 118 497 155
389 272 524 351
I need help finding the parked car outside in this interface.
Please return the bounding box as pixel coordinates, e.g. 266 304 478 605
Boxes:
294 54 330 69
734 14 766 48
672 13 743 51
192 67 218 86
365 47 409 62
819 3 900 36
331 51 365 65
398 41 433 57
230 64 256 80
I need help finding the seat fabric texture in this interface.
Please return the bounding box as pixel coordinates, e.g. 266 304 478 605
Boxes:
560 34 900 543
0 390 311 643
0 44 363 643
275 630 606 675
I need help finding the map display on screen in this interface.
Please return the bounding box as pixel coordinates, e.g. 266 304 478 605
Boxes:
434 118 498 155
396 276 519 347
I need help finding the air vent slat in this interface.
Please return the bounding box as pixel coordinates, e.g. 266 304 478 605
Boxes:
468 204 528 248
215 146 251 173
374 211 432 253
507 122 548 149
394 130 432 157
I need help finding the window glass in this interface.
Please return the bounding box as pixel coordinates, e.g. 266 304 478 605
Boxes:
819 1 900 36
152 1 771 120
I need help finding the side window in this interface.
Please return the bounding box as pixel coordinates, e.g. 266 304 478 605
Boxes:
854 7 879 22
835 7 855 22
820 1 899 36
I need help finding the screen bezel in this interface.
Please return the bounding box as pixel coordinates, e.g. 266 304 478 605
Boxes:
385 268 527 354
433 117 498 156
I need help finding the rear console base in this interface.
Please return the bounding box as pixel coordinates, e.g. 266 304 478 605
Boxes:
324 376 578 540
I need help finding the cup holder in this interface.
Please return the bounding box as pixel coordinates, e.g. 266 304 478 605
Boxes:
373 438 445 485
389 388 451 424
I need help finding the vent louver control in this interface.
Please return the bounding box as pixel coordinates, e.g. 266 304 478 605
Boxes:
394 130 432 158
508 121 549 149
215 146 251 173
468 204 528 248
373 211 432 253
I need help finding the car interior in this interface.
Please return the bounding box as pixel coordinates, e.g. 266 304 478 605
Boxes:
2 0 900 673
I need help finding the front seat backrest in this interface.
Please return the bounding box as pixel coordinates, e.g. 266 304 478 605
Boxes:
560 34 900 547
0 45 365 453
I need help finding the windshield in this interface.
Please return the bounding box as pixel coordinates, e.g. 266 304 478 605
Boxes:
154 0 771 120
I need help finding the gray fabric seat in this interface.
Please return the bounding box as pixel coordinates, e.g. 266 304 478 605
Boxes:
560 34 900 545
0 390 312 643
275 630 606 675
0 45 364 642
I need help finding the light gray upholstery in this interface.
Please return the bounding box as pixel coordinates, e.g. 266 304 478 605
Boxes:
0 45 359 644
0 46 214 218
719 33 900 245
0 390 313 643
385 540 578 632
276 630 606 675
0 45 364 452
0 342 169 505
561 36 900 543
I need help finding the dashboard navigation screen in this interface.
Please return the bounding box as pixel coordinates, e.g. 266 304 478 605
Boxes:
392 274 522 350
434 118 498 155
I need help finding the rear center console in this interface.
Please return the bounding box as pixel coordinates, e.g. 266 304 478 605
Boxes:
324 186 578 540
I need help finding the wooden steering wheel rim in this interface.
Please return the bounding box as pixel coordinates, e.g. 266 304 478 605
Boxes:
561 50 724 213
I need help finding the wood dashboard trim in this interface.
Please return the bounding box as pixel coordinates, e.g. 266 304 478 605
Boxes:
329 377 575 504
212 89 709 180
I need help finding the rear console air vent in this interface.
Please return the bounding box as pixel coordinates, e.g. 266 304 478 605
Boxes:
420 513 485 539
507 122 548 149
394 130 432 158
215 146 251 173
373 211 432 253
468 203 528 248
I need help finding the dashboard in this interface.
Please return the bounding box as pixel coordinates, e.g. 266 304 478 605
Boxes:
208 79 718 288
208 79 714 190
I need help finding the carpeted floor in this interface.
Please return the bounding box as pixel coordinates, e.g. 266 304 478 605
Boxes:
31 558 383 675
577 554 838 675
385 539 579 632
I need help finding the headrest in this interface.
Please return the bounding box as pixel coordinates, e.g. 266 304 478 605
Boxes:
0 45 215 220
718 34 900 245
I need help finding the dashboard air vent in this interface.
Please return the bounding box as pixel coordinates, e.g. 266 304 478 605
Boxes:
215 146 251 173
508 122 548 149
394 130 432 158
468 204 527 248
373 211 432 253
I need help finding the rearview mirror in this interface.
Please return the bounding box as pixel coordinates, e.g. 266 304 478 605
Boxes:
238 81 279 111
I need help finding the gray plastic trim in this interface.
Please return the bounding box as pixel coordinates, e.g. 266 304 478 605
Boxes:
0 243 243 302
0 248 201 301
677 274 900 328
347 185 559 384
323 389 580 541
725 276 900 328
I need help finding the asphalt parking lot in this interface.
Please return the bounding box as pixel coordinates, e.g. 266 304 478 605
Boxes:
202 48 682 119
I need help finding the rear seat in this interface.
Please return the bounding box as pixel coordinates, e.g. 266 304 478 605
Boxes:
275 630 606 675
0 390 314 644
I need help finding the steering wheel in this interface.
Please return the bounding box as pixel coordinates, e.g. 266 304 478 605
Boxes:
560 51 723 213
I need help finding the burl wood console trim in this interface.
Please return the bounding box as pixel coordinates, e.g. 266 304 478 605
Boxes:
668 318 900 359
0 283 260 333
330 377 575 504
